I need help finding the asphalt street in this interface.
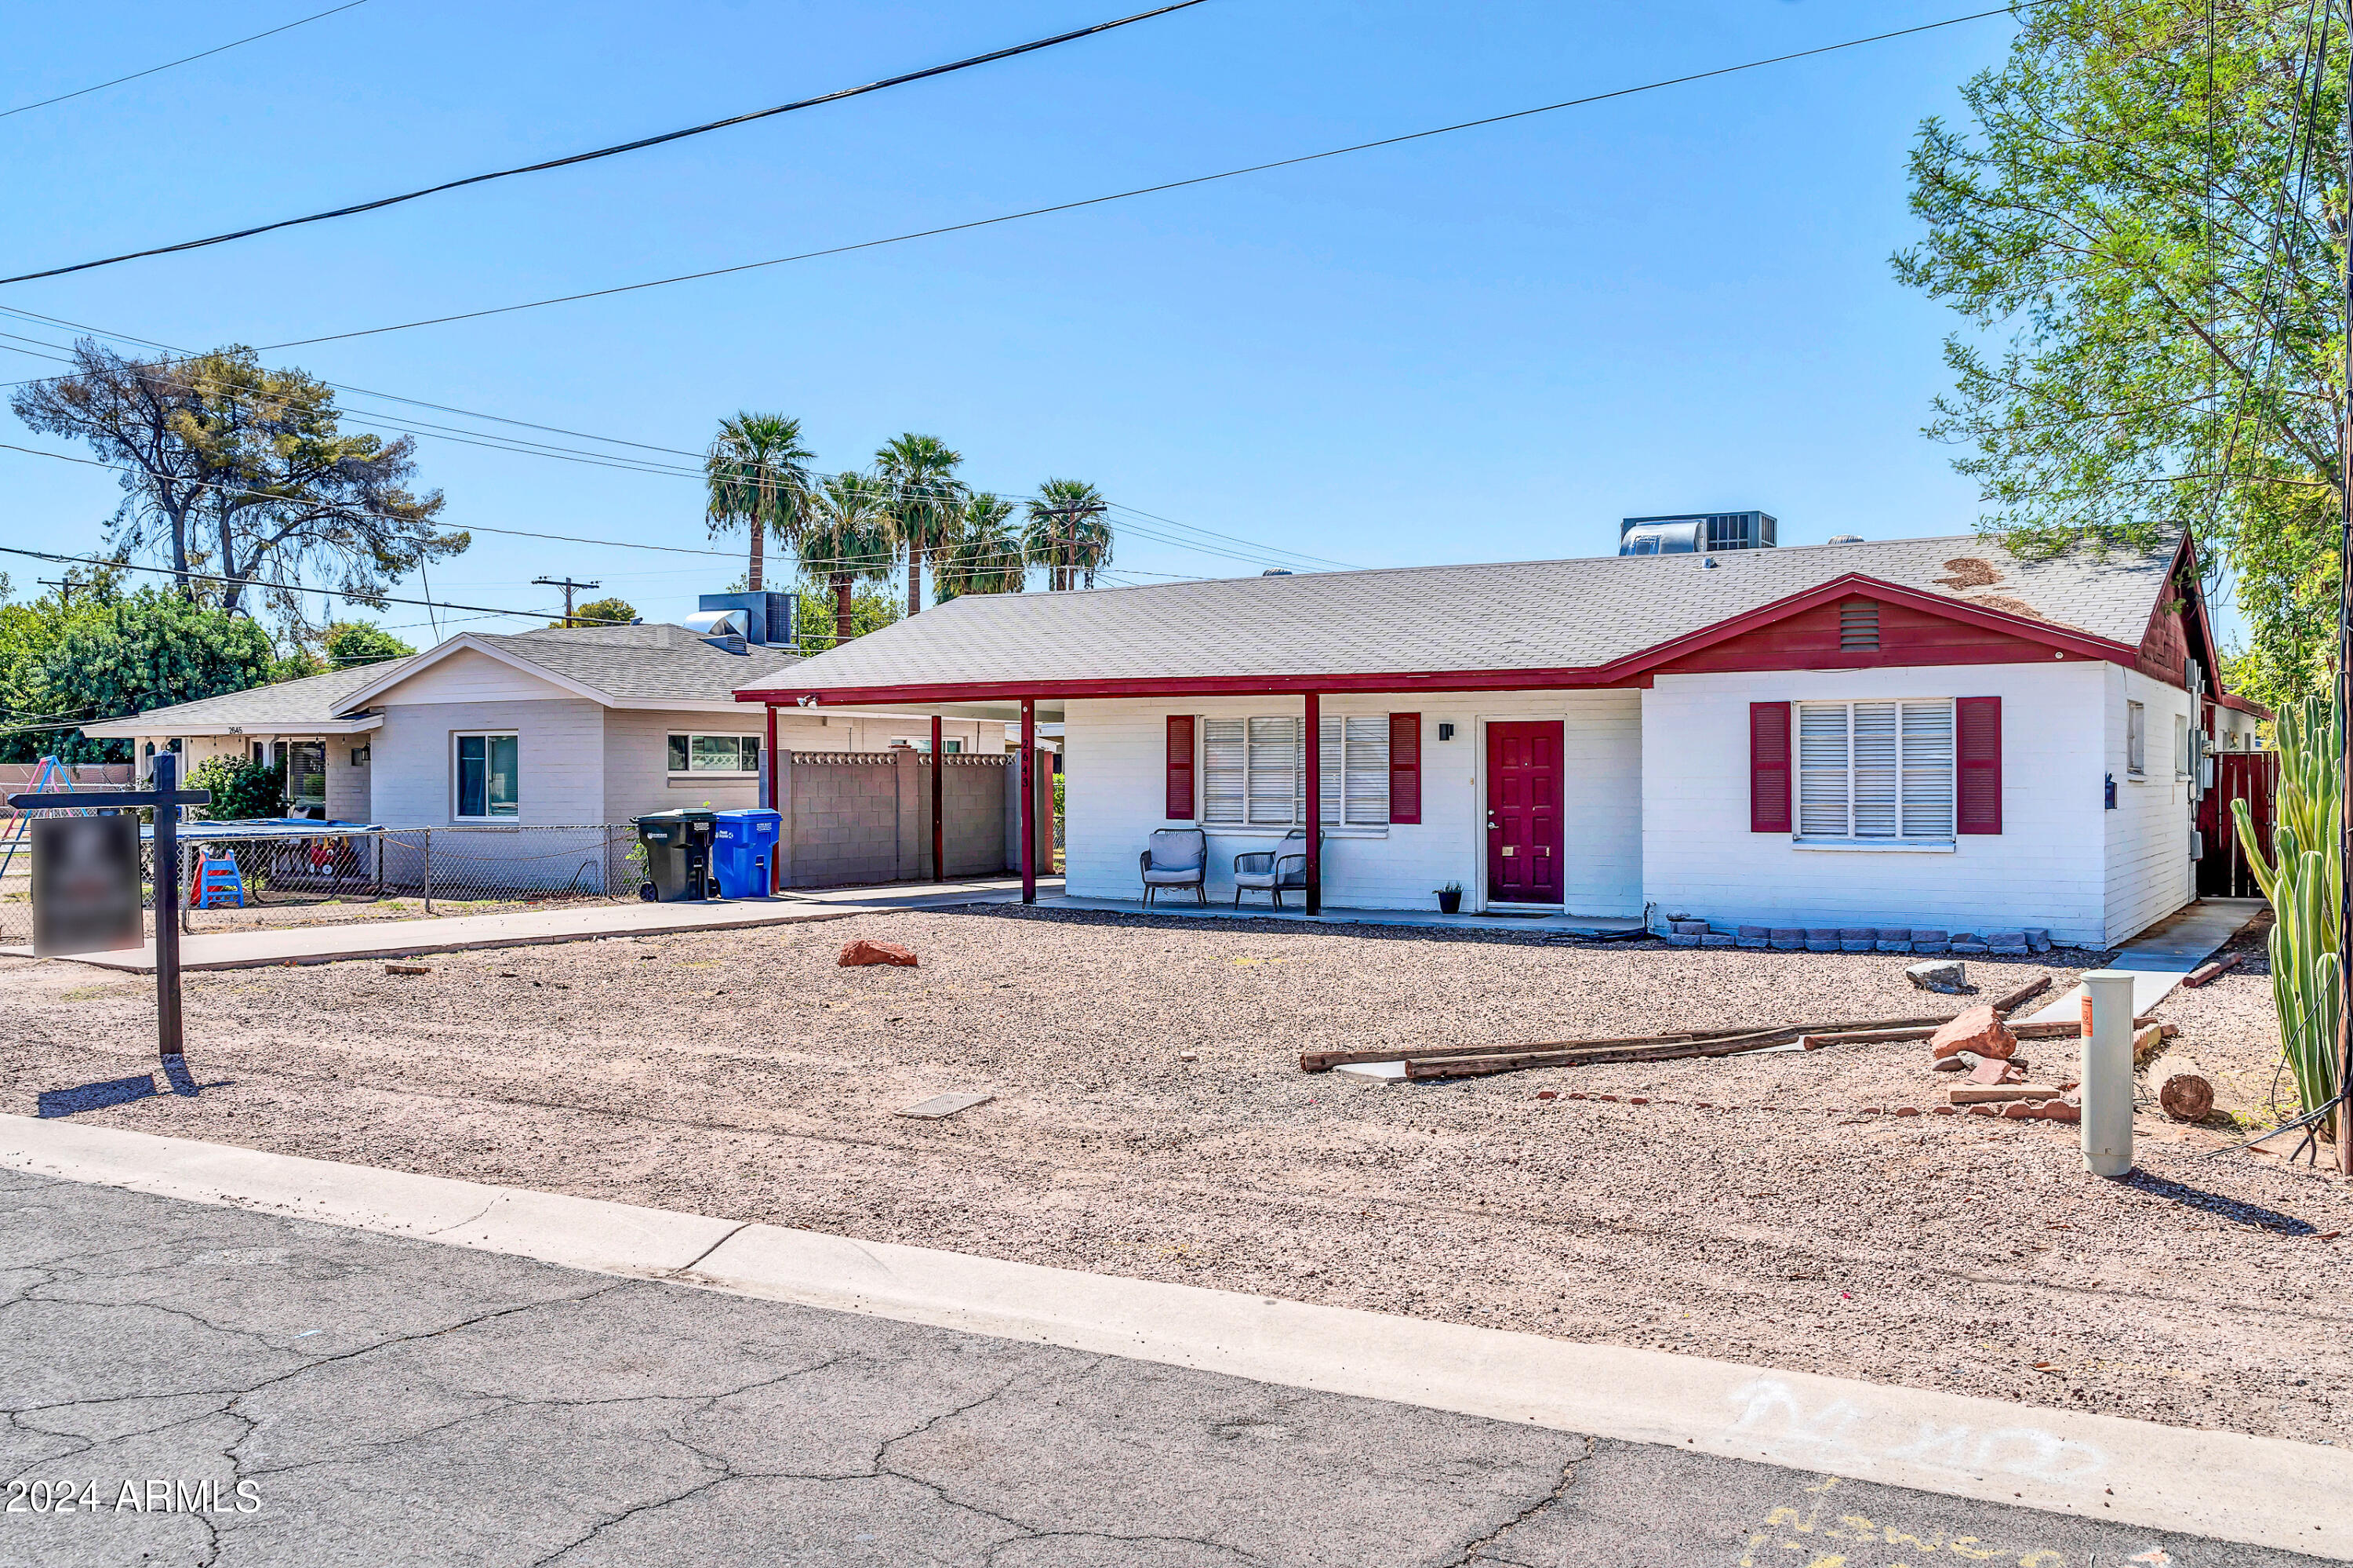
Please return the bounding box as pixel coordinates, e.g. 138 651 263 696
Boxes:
0 1166 2329 1567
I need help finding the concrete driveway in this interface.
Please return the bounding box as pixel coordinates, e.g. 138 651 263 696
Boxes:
0 1168 2325 1568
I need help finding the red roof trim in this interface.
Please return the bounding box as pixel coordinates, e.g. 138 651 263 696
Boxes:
732 572 2144 707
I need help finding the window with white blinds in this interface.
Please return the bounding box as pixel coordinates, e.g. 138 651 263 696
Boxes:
1795 700 1955 842
1199 715 1391 827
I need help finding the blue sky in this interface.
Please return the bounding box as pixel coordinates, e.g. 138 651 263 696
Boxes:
0 0 2055 643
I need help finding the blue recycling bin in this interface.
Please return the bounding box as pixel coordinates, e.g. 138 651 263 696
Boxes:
711 808 780 898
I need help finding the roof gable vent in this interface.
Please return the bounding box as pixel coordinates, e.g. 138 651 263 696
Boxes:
1839 600 1881 650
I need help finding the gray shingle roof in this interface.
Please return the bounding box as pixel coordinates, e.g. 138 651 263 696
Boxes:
740 534 2176 694
87 624 803 733
475 623 801 703
81 660 416 734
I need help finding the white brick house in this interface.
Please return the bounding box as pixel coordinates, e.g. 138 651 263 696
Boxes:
84 621 1000 831
736 533 2264 948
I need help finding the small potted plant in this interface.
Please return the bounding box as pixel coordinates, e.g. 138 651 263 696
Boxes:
1435 881 1462 914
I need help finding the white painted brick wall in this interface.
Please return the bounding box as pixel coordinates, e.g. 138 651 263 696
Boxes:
1061 693 1642 915
371 699 606 827
601 708 762 821
1640 663 2111 945
2105 664 2196 944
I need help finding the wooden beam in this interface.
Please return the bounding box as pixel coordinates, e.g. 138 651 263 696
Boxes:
1303 692 1321 915
1019 697 1036 905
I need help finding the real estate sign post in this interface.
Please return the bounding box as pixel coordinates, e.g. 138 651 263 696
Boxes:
10 752 210 1060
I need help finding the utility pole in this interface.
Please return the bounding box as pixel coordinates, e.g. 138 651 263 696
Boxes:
534 577 601 628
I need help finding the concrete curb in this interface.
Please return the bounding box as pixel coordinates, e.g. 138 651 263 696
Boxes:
2 1115 2344 1558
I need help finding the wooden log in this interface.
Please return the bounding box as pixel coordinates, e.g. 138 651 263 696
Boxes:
1402 1035 1805 1080
1303 1015 1953 1074
2009 1017 2169 1041
2159 1073 2215 1122
1798 1017 2168 1047
1989 974 2051 1015
2181 954 2244 988
1949 1083 2069 1104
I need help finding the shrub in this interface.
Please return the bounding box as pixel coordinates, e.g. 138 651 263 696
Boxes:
187 756 285 820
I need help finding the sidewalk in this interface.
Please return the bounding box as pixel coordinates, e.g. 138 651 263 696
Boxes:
3 1115 2343 1560
2019 896 2267 1025
0 876 1046 972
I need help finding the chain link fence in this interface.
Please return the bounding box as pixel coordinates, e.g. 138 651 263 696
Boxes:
0 824 649 946
175 824 641 933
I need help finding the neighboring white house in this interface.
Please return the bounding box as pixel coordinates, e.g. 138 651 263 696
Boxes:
736 531 2262 948
82 620 1003 828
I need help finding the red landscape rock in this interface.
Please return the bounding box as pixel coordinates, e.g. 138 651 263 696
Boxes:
1929 1005 2018 1061
838 940 919 969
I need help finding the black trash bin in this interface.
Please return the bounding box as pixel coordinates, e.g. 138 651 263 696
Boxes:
635 809 718 901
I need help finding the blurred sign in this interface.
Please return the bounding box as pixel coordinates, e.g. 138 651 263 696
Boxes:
31 815 141 957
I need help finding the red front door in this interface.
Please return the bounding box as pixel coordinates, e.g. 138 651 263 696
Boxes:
1486 721 1563 904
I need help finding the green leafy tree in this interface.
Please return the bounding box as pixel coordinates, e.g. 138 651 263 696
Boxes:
10 340 467 631
551 597 635 628
187 755 285 820
1024 479 1112 590
800 471 899 645
0 569 126 762
875 432 966 615
1896 0 2346 707
324 620 416 664
704 413 816 593
933 492 1026 600
270 647 325 682
12 588 275 762
794 584 904 648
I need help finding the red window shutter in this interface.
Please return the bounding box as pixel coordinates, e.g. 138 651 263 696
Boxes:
1165 715 1195 820
1388 713 1421 824
1749 702 1791 833
1957 696 2002 834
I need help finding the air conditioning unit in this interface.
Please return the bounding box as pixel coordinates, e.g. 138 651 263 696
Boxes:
1619 511 1777 556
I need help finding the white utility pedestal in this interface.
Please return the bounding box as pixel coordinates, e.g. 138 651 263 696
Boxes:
2081 969 2137 1177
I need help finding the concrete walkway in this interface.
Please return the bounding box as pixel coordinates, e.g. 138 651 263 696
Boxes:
2020 897 2268 1026
2 1115 2343 1560
0 877 1045 972
1042 889 1648 937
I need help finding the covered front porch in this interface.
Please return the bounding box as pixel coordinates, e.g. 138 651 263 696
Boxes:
747 686 1646 921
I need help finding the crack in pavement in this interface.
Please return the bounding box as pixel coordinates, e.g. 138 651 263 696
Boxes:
1438 1438 1593 1568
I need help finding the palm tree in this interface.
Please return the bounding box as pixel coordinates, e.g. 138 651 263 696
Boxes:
704 413 815 592
931 492 1025 600
801 471 898 645
874 432 964 616
1023 478 1111 590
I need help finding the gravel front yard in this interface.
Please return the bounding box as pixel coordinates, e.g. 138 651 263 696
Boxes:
2 904 2345 1447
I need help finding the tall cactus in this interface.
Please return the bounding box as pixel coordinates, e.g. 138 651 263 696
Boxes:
2231 694 2341 1120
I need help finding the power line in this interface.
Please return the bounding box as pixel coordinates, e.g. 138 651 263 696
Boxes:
0 1 1209 287
0 542 562 619
0 438 1279 588
245 4 2038 351
0 1 369 121
0 311 1357 570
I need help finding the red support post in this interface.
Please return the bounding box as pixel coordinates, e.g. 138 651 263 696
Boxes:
766 703 781 893
1303 692 1321 915
931 714 945 883
1020 698 1037 904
